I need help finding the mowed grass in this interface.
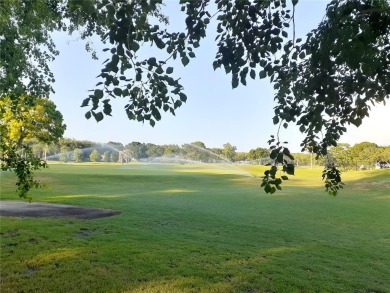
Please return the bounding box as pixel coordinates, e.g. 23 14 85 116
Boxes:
1 163 389 293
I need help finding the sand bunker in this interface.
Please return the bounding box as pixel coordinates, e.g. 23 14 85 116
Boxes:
0 201 121 219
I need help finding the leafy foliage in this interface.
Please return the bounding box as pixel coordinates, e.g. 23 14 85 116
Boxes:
261 136 295 194
247 148 270 161
78 0 196 126
0 95 66 147
222 143 237 162
0 144 47 200
0 0 60 98
272 0 390 158
0 95 65 198
322 164 345 196
89 149 101 162
1 0 389 196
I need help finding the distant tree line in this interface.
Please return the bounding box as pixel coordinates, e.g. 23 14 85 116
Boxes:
292 142 390 170
326 142 390 171
23 138 271 164
22 138 390 169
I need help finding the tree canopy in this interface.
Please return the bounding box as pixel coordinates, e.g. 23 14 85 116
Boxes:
1 0 389 197
0 95 66 147
0 95 66 198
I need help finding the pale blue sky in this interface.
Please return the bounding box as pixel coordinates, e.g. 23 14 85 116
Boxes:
49 0 389 152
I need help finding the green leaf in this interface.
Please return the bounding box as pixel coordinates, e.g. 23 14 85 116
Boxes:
155 38 165 49
167 45 174 54
281 175 289 180
174 100 182 108
81 98 90 107
277 153 284 163
85 111 92 119
103 104 112 116
270 150 278 160
149 119 155 127
155 66 164 74
179 93 187 102
94 112 104 122
250 69 256 79
181 56 190 66
152 108 161 120
147 57 157 66
127 112 136 120
94 89 104 99
232 75 239 89
166 67 174 74
131 42 140 52
189 51 195 58
113 87 122 96
285 164 295 175
259 70 267 79
240 76 247 86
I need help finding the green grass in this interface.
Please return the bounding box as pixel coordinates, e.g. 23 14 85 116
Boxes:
1 163 389 292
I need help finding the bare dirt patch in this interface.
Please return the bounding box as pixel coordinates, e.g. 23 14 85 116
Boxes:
0 201 121 220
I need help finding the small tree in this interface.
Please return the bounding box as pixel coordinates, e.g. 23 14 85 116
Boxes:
223 143 237 162
73 148 83 163
125 142 148 160
89 149 101 162
0 95 66 148
59 146 71 163
0 95 66 197
102 151 111 162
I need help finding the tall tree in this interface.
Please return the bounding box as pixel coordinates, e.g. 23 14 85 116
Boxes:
350 142 380 169
125 142 147 160
222 143 237 162
328 143 354 171
89 149 101 162
247 148 270 161
146 143 164 158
